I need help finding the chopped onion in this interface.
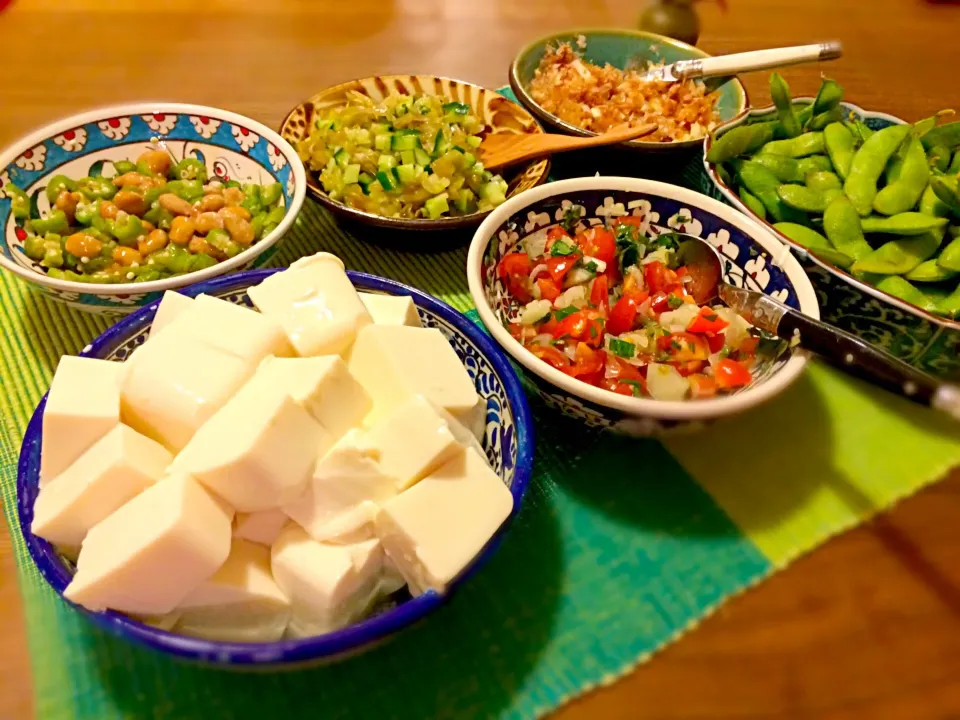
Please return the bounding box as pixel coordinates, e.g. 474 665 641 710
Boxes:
529 263 548 281
563 345 577 361
582 255 607 273
646 363 690 401
554 285 588 309
532 333 554 347
658 303 701 333
563 267 595 288
520 299 552 325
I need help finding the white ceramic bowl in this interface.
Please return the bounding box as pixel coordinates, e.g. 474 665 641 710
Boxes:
0 103 306 313
467 176 820 435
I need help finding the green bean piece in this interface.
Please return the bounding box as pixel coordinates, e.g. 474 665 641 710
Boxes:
189 253 218 272
842 124 912 216
873 138 930 216
5 184 31 220
163 179 204 202
143 205 175 231
112 214 144 243
705 123 776 164
251 212 267 241
77 176 117 200
823 122 855 180
936 281 960 318
759 131 826 159
937 236 960 271
746 153 803 183
264 206 285 225
150 245 194 274
84 255 114 273
205 228 242 258
44 175 78 204
172 158 208 183
133 268 165 283
777 184 839 213
806 107 844 132
851 232 941 275
811 78 843 116
736 161 806 223
823 195 873 261
928 144 951 172
875 275 938 311
806 171 842 192
949 149 960 174
930 176 960 215
860 213 949 235
770 73 801 138
29 210 69 236
905 258 958 283
738 189 767 219
90 214 117 241
113 160 136 176
920 120 960 151
240 184 263 215
23 234 47 261
144 184 166 206
260 182 283 207
223 179 242 190
73 200 99 226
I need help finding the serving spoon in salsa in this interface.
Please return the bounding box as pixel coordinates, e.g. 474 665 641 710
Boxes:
674 233 960 420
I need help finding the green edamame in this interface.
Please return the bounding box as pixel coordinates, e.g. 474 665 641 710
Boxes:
949 149 960 174
850 232 941 275
936 281 960 319
810 247 856 269
716 163 734 187
773 222 830 249
906 258 958 283
777 184 840 213
860 213 949 235
937 236 960 271
928 144 951 172
796 155 834 176
919 183 950 218
920 120 960 151
873 137 930 216
811 78 843 116
747 153 803 183
845 120 874 145
739 189 767 220
824 122 856 179
737 161 806 223
770 73 801 138
260 182 283 207
842 124 912 216
806 171 842 192
759 131 826 158
823 195 873 260
705 123 776 163
875 275 938 311
930 176 960 215
806 107 844 132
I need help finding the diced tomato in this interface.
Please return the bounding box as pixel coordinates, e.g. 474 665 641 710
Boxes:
602 378 639 396
576 227 616 264
687 306 730 334
552 311 587 340
571 343 605 378
497 252 531 280
688 374 718 398
612 215 644 228
674 360 706 376
581 308 606 347
680 257 722 305
545 254 580 284
546 226 572 246
606 355 645 381
738 336 760 356
530 345 571 373
607 294 641 336
707 332 727 354
657 332 711 362
714 358 753 389
589 275 609 310
650 291 672 314
622 269 644 296
644 260 680 295
602 263 622 287
536 277 562 302
509 323 539 343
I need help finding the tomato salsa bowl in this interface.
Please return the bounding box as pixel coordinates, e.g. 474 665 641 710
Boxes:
467 176 820 435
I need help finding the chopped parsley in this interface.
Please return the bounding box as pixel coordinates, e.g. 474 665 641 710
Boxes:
589 324 598 338
756 329 788 358
608 337 636 358
650 232 680 252
666 296 684 309
702 311 718 322
550 239 577 257
554 306 578 321
676 214 691 224
583 260 599 273
670 339 682 351
615 222 644 271
621 379 644 397
561 206 581 233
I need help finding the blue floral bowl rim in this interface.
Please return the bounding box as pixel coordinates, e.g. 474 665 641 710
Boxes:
17 268 534 666
467 175 819 421
703 99 960 331
0 102 307 297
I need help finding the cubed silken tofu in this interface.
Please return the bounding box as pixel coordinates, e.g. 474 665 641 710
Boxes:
255 355 371 439
149 290 194 339
175 539 290 643
233 509 289 546
282 429 395 543
64 473 232 615
40 356 123 487
376 447 513 596
172 372 329 512
248 253 371 357
32 424 173 554
271 525 384 638
120 331 257 452
347 325 479 426
359 292 423 328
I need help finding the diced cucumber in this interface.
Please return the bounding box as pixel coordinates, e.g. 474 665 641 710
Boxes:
376 170 396 192
422 173 450 195
334 148 350 167
455 189 476 214
442 101 470 116
480 180 506 206
414 147 431 167
395 164 417 185
391 130 420 152
425 193 450 219
343 164 361 185
433 131 450 158
374 134 392 152
466 136 483 148
378 154 397 171
346 128 372 146
461 152 477 169
370 123 391 135
399 150 415 166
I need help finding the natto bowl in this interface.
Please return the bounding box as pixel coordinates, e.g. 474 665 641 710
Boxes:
279 75 551 236
467 176 819 436
704 99 960 381
17 269 533 668
509 28 748 156
0 103 307 314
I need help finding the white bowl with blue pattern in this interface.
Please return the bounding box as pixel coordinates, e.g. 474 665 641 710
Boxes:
467 176 820 435
0 103 306 314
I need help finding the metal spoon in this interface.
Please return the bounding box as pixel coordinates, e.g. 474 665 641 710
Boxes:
641 42 843 83
674 233 960 420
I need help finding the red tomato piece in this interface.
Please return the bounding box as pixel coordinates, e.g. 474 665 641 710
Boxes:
688 374 718 398
738 336 760 356
530 345 571 373
714 358 753 389
546 226 572 245
606 295 640 336
644 260 674 295
687 306 730 334
589 275 609 310
674 360 706 377
497 252 531 280
612 216 644 228
657 332 711 362
576 227 617 264
707 333 727 354
545 254 580 284
552 311 588 340
536 277 562 302
571 343 606 379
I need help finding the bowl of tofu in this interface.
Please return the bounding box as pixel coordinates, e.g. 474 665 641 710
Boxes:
17 252 533 666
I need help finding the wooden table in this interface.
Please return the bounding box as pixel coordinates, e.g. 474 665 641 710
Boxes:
3 0 960 717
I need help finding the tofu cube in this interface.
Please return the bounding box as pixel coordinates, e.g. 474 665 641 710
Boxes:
120 332 257 452
40 356 122 486
359 292 422 328
64 473 232 615
254 356 371 439
233 509 289 547
175 539 290 643
248 253 371 357
271 525 384 638
376 448 513 596
455 396 488 443
172 372 329 512
150 291 194 338
347 325 479 426
32 425 172 554
282 429 395 543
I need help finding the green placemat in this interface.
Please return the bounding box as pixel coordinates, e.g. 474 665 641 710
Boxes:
3 104 960 720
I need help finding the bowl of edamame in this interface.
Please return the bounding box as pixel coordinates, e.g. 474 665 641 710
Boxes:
703 75 960 380
0 103 306 314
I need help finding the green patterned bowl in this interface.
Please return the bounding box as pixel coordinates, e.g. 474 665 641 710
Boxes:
509 28 748 154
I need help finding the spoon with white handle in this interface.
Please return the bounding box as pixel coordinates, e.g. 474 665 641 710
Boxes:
641 42 842 83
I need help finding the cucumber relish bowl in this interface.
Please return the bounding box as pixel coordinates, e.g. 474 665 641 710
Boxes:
0 102 307 315
467 176 819 436
17 269 534 668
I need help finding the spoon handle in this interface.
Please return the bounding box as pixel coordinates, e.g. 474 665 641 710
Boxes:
673 42 842 81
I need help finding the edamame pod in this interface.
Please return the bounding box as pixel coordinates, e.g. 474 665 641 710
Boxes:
747 153 803 183
905 259 959 283
777 184 839 213
919 184 950 218
716 163 734 187
809 247 855 269
806 171 842 192
850 232 941 275
936 281 960 319
823 122 855 180
737 161 807 223
811 78 843 116
796 155 834 176
739 189 767 220
928 144 951 172
843 124 912 216
759 132 826 158
845 120 874 145
875 275 938 311
937 236 960 272
860 213 949 235
807 107 844 132
823 195 873 260
873 137 930 216
949 149 960 174
920 120 960 151
706 123 776 163
773 222 830 249
770 73 801 138
930 176 960 215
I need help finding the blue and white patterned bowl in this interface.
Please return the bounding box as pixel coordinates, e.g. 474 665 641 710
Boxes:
0 103 306 314
703 100 960 381
467 176 819 435
17 269 533 668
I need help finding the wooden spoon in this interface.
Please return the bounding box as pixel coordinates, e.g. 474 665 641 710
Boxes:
479 122 659 170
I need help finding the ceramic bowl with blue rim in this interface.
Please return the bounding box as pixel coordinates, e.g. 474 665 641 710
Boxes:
467 176 819 436
17 269 533 668
703 100 960 382
0 103 306 314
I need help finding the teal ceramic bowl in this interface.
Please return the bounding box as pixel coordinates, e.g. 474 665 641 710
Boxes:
509 29 748 154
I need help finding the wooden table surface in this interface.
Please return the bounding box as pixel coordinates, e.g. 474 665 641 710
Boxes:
2 0 960 718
